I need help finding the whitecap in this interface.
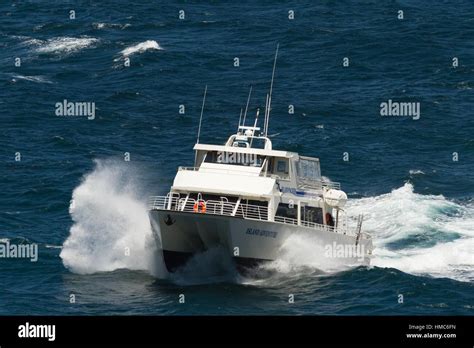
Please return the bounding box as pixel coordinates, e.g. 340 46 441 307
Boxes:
119 40 162 57
409 169 425 175
11 74 53 84
93 22 131 30
45 244 63 249
32 37 99 56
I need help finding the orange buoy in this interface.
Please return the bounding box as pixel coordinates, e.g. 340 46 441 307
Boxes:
193 200 206 213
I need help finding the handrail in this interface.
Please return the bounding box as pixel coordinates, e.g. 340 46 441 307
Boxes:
148 196 268 221
297 178 341 191
148 194 359 237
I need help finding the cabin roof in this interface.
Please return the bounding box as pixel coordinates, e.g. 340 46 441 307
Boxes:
193 143 297 158
172 169 277 197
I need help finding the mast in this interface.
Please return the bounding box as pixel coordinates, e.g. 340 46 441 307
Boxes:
242 85 253 127
249 108 260 147
263 93 269 134
237 108 243 132
196 85 207 144
264 43 279 137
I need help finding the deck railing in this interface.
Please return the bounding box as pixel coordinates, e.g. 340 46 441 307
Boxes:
148 194 361 237
148 195 268 221
297 177 341 191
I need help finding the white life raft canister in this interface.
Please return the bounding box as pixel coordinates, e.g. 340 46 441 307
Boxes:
323 189 348 208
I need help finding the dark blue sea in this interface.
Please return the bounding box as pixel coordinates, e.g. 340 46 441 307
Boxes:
1 0 473 315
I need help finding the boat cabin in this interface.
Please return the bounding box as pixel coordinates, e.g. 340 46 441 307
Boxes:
168 126 342 228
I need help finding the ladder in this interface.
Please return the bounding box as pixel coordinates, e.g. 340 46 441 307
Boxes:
355 214 364 246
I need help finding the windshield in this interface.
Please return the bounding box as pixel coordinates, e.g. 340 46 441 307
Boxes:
203 151 265 167
296 157 321 180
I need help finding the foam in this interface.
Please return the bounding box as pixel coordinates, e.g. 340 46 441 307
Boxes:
119 40 162 57
11 74 53 84
347 183 474 282
32 37 99 55
60 160 166 277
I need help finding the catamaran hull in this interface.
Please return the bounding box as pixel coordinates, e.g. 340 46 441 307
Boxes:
149 210 373 273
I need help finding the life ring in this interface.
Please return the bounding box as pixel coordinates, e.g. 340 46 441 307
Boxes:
193 200 206 213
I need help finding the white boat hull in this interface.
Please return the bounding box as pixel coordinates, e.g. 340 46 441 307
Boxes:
149 209 373 273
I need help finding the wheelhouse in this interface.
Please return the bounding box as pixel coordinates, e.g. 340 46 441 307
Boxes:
150 126 347 233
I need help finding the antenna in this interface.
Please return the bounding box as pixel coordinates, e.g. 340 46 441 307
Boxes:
265 43 279 137
249 108 260 147
242 85 253 127
263 93 269 134
253 108 260 129
237 108 243 132
196 85 207 144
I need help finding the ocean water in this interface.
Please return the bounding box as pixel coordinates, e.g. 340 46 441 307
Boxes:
1 0 473 315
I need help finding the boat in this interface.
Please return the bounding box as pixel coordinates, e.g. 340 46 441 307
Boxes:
148 45 374 273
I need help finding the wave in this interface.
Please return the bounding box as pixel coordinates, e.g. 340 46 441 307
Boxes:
93 22 131 30
119 40 162 57
11 74 53 84
248 183 473 284
29 37 99 56
60 160 166 277
347 183 474 282
258 233 362 278
45 244 62 249
409 169 425 175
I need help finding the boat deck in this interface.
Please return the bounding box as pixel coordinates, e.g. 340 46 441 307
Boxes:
148 195 365 238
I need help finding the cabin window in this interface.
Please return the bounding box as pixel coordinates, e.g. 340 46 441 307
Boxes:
265 157 290 180
296 157 321 180
302 206 323 225
277 160 287 173
236 199 268 220
203 151 218 163
203 151 265 167
243 199 267 207
276 203 297 219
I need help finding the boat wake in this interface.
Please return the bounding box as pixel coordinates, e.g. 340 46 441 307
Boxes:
349 183 474 282
60 162 473 283
260 183 473 283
